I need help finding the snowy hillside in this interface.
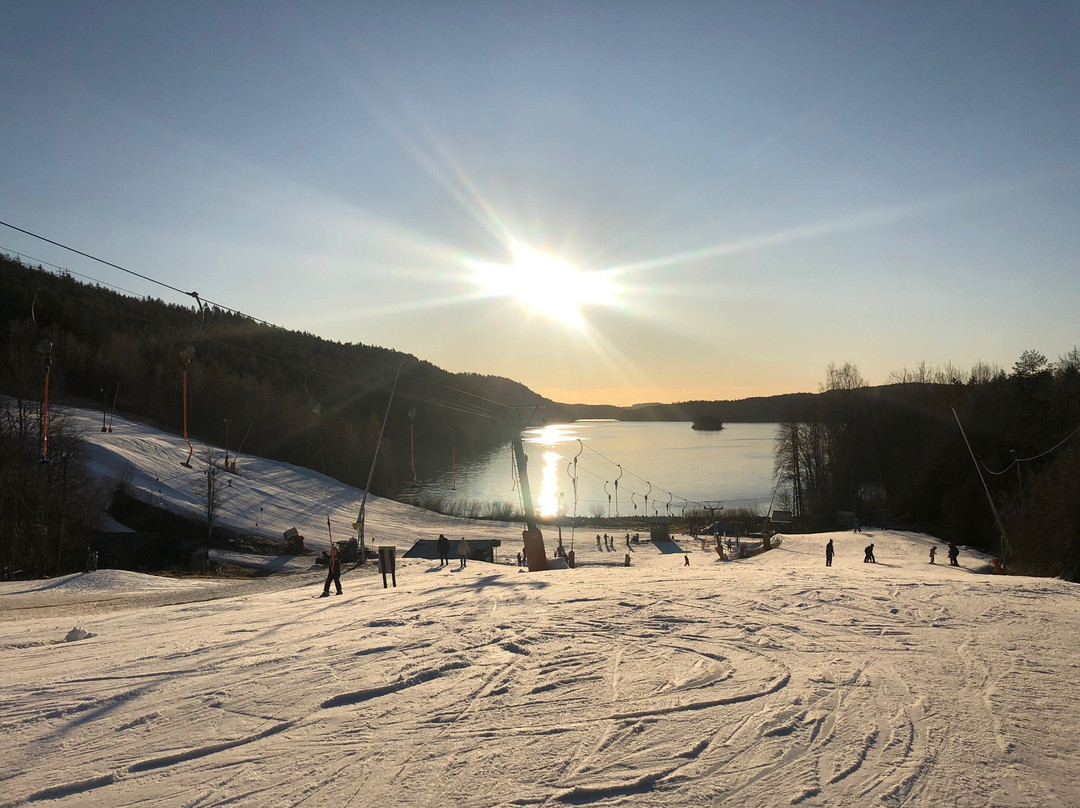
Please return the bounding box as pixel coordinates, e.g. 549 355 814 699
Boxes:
66 405 522 557
2 408 1080 807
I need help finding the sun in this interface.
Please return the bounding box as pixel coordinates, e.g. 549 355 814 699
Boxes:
467 242 618 328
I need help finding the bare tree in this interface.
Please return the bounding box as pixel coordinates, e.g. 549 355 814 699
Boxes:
820 362 868 392
1056 346 1080 376
969 360 1005 385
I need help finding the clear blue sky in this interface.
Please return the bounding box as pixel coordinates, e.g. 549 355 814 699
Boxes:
2 2 1078 405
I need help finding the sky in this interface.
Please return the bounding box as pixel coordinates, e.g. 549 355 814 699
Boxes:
4 404 1080 806
2 2 1078 405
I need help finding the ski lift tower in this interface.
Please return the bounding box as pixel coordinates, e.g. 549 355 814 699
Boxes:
353 364 402 561
508 406 550 572
702 501 724 533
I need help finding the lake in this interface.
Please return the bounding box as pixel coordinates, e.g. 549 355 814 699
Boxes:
404 421 780 518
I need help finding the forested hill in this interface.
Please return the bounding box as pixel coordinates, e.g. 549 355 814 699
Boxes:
6 255 1080 578
562 394 818 424
0 254 869 498
1 255 560 495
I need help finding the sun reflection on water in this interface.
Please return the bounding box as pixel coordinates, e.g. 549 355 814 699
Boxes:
537 450 562 517
527 424 579 517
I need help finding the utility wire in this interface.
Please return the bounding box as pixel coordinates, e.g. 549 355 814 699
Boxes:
2 258 508 423
982 423 1080 475
1 220 196 300
1 221 516 419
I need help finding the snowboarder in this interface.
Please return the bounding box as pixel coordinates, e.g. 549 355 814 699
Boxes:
320 545 342 597
457 537 469 569
947 542 959 566
437 533 450 567
624 553 631 567
929 546 937 564
854 518 861 533
825 539 834 567
863 543 876 563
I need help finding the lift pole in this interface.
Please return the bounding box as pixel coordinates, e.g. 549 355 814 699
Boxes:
355 364 402 561
509 408 549 571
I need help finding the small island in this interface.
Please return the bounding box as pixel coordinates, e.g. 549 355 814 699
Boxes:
691 417 725 431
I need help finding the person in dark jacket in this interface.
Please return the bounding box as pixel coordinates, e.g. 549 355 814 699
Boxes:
947 542 960 566
437 534 450 567
825 539 834 567
320 545 342 597
863 543 876 563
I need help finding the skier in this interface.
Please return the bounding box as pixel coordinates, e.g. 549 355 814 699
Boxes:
929 546 937 564
863 543 876 563
320 544 342 597
596 534 602 550
457 537 470 569
854 518 861 533
684 554 690 566
825 538 834 567
947 542 959 566
437 533 450 567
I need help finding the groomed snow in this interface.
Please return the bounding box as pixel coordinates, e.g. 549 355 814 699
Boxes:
2 408 1079 807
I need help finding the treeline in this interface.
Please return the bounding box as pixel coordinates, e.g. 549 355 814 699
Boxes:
773 358 1080 579
561 394 817 423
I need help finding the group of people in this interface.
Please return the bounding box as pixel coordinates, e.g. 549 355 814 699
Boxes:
824 538 962 567
437 534 470 569
595 533 634 550
318 532 474 598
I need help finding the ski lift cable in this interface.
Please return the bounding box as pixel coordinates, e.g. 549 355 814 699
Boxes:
568 454 705 507
8 262 509 423
981 423 1080 475
574 442 710 508
1 220 198 301
1 228 513 420
1 245 147 299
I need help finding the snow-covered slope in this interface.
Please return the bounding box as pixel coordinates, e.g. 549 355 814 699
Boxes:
67 405 520 555
2 407 1079 807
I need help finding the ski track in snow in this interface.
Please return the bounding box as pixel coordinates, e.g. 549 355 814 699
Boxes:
1 407 1079 807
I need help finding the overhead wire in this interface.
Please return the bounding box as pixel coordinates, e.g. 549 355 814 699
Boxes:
5 223 766 510
982 423 1080 475
1 246 510 423
1 222 512 421
1 246 148 299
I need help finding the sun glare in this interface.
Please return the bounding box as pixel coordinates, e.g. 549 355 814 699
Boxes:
467 242 618 328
